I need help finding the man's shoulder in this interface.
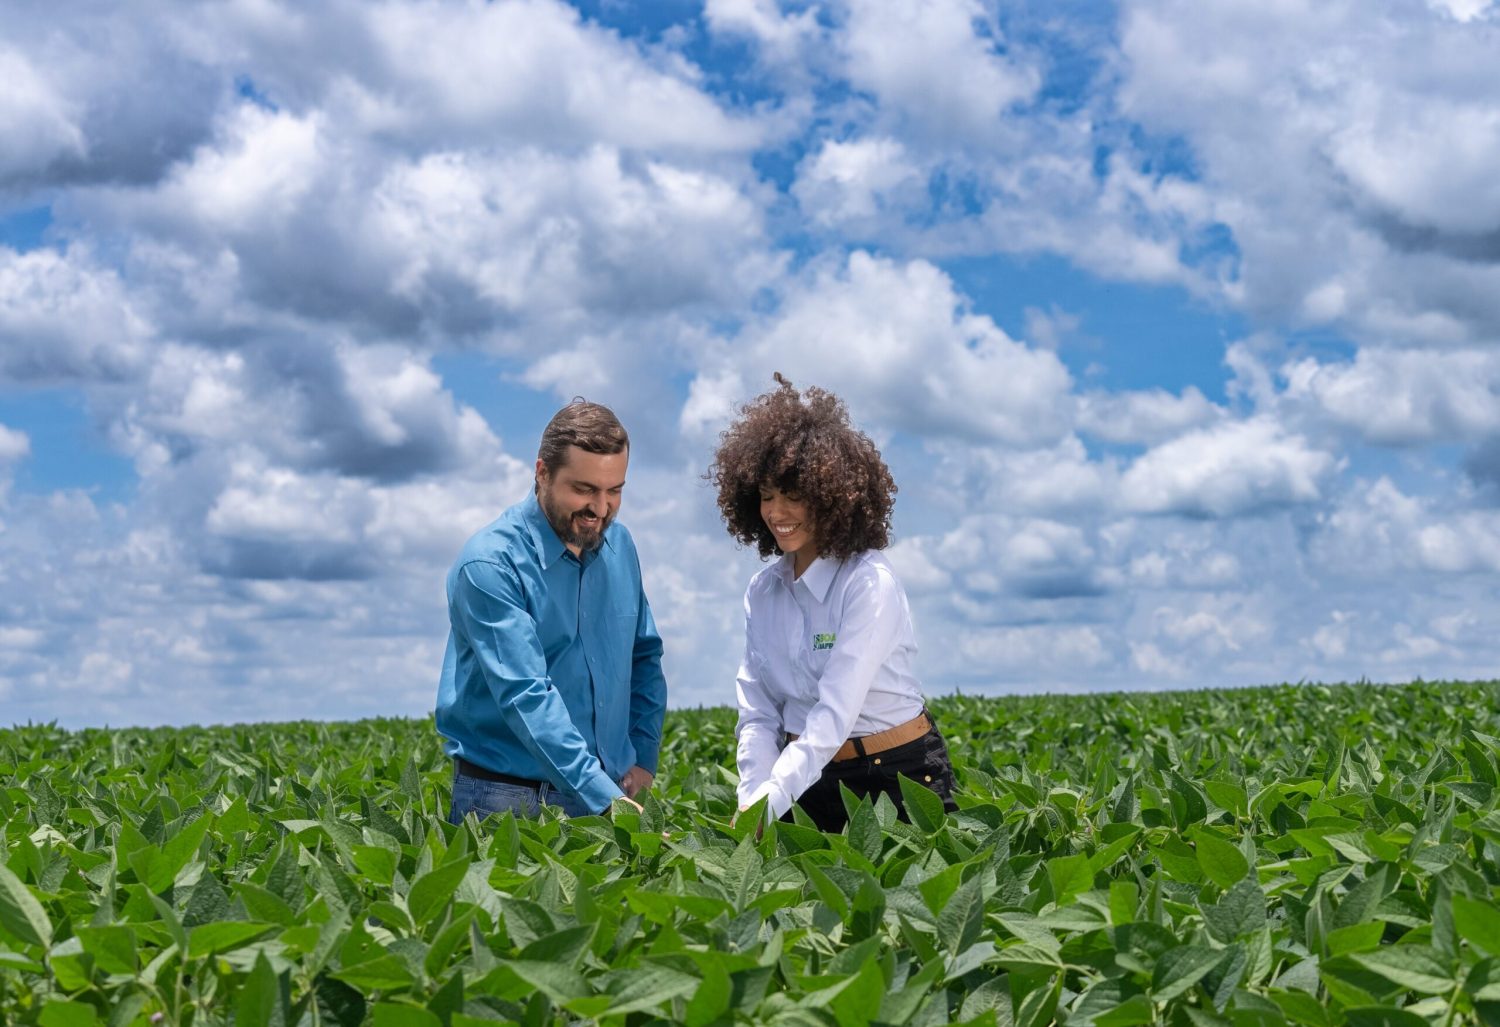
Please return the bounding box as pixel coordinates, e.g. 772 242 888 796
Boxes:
454 502 538 570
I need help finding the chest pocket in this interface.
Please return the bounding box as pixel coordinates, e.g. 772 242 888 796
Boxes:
796 629 835 696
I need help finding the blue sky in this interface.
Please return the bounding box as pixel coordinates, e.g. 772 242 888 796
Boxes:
3 0 1500 726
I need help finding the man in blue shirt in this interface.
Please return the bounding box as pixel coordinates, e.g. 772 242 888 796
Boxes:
436 400 668 820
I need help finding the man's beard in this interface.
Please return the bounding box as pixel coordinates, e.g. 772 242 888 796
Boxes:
538 484 612 552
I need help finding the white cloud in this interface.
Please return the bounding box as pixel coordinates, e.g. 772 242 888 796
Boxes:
0 47 86 178
929 437 1114 516
1118 0 1500 343
1282 347 1500 445
1121 417 1337 517
0 248 152 384
792 137 924 231
720 251 1074 446
1313 476 1500 576
0 424 29 464
1426 0 1495 19
1079 386 1224 446
704 0 823 66
83 135 781 348
355 0 763 154
841 0 1040 144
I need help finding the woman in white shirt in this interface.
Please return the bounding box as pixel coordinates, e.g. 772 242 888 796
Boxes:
707 374 957 831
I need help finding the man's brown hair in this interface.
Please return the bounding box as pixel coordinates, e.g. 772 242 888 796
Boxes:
537 398 630 476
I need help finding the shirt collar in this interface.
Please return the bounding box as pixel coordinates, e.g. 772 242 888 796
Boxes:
521 489 615 569
778 553 838 602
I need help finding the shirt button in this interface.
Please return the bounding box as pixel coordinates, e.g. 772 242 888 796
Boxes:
873 758 881 765
924 775 932 783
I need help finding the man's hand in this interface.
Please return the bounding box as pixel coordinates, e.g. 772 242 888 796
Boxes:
619 765 655 799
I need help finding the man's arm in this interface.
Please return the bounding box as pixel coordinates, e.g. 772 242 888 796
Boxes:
625 581 668 780
454 559 625 814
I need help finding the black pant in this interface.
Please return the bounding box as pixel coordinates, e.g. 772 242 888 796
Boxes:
786 723 958 832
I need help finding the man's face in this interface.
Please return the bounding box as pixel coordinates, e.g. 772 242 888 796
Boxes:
536 445 628 555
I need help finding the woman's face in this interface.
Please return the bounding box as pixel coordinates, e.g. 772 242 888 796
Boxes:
759 485 817 568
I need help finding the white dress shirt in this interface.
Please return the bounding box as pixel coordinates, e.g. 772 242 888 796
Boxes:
735 550 927 819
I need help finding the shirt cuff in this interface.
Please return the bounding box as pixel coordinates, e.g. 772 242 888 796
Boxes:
575 768 626 815
745 780 793 821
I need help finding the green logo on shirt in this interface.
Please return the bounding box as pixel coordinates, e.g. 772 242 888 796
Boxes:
813 633 836 651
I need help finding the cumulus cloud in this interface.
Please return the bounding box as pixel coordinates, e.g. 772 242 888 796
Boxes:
1079 386 1224 446
792 137 925 232
0 248 152 384
79 125 781 346
0 424 30 464
0 14 221 189
1118 0 1500 342
704 0 824 67
352 0 764 154
0 48 87 180
1121 417 1338 517
1314 477 1500 577
1282 346 1500 446
701 251 1074 446
840 0 1040 145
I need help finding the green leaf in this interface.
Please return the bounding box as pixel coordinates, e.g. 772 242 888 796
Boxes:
188 921 278 959
38 1001 103 1027
1201 879 1266 943
237 951 288 1027
1152 944 1223 1003
503 959 593 1003
75 925 137 974
1046 852 1093 906
1351 946 1456 994
1016 972 1062 1027
684 958 732 1027
937 869 985 956
1109 880 1139 925
1327 921 1386 957
596 964 699 1016
1343 1007 1434 1027
1194 830 1250 889
407 858 470 927
370 1004 441 1027
827 957 885 1027
182 871 236 928
1455 894 1500 957
332 955 417 991
1204 780 1248 820
517 924 596 968
0 861 53 949
898 774 947 833
1092 995 1155 1026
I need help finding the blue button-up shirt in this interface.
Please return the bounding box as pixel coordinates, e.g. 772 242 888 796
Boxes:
435 491 668 814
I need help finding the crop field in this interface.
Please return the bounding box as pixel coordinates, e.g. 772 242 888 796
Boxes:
4 680 1500 1026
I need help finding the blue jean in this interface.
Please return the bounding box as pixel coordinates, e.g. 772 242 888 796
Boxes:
447 764 598 823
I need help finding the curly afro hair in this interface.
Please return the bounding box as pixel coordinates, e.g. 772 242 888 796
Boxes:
708 374 897 561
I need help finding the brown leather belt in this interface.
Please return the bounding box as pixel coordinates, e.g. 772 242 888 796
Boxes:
786 711 931 763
